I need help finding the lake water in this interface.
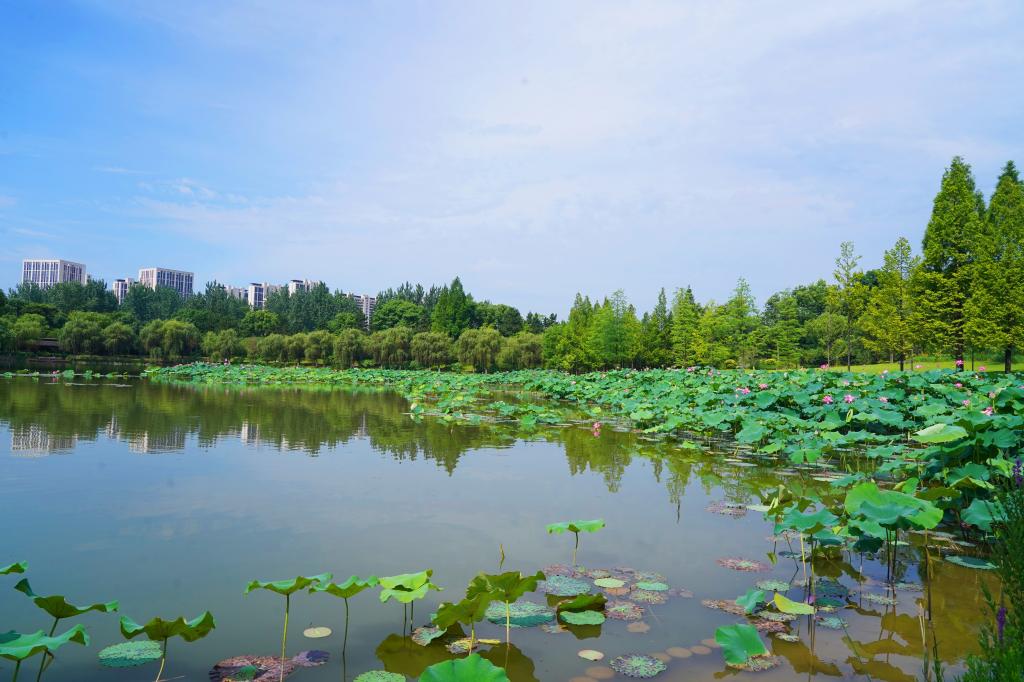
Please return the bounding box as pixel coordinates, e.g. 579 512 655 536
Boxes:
1 375 994 681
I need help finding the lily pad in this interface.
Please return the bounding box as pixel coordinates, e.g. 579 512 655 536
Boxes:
862 593 898 607
701 599 747 616
98 640 163 668
303 627 332 639
729 655 781 672
540 575 592 597
630 590 667 605
716 558 769 573
706 501 747 517
816 616 847 630
411 626 446 647
945 555 997 570
605 601 644 621
626 622 651 633
594 578 625 589
560 610 606 626
755 580 790 592
354 672 404 682
634 581 669 592
484 601 554 627
420 653 510 682
609 654 667 678
715 624 767 666
579 649 604 661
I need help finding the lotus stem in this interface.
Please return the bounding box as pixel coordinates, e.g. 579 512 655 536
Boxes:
342 597 350 654
280 595 290 682
799 532 807 587
573 532 579 566
505 601 511 643
468 623 475 658
13 660 21 682
34 617 60 682
154 639 167 682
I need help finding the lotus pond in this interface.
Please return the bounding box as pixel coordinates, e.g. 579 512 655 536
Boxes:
2 364 1020 681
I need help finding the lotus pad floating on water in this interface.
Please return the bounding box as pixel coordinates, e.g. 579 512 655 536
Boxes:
98 640 163 668
353 672 404 682
752 619 789 634
755 580 790 592
594 577 625 589
816 616 847 630
579 649 604 661
484 601 554 627
629 590 667 605
540 575 592 597
634 581 669 592
702 599 748 616
754 610 796 623
543 564 574 576
862 593 898 606
303 626 331 638
946 556 997 570
775 633 801 642
445 638 500 654
411 626 446 646
560 610 606 626
609 654 667 678
705 501 747 517
209 651 329 682
633 571 666 582
586 569 613 579
716 558 769 572
605 601 644 621
728 655 781 672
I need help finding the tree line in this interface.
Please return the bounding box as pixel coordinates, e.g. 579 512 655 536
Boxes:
1 156 1021 372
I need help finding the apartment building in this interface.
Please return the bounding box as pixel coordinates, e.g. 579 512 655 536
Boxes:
112 277 134 304
247 282 283 309
138 267 194 297
21 259 87 288
287 278 322 295
348 293 376 329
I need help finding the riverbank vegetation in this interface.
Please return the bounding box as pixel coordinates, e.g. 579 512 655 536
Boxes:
3 157 1022 372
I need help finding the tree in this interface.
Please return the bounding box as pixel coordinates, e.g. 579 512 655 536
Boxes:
102 322 136 355
497 332 544 370
761 292 802 368
431 277 472 338
333 329 365 367
327 312 362 333
474 302 524 336
966 161 1024 372
240 310 281 337
524 312 557 334
122 285 183 324
368 327 412 367
161 320 200 358
58 312 107 354
256 333 287 362
201 329 243 360
637 288 672 367
589 290 640 368
304 330 334 364
0 318 13 352
805 311 845 367
411 332 453 369
670 287 700 366
456 327 503 372
551 294 597 372
860 237 920 369
720 278 761 368
372 299 426 332
918 156 986 365
13 314 47 350
285 333 308 361
828 242 867 370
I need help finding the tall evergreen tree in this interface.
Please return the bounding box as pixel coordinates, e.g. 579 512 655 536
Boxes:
670 287 700 366
918 156 986 365
966 161 1024 371
828 241 866 371
431 277 472 338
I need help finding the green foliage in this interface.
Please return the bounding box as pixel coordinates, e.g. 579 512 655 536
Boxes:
312 575 379 599
735 588 766 614
418 653 510 682
240 309 281 337
119 612 216 642
1 561 27 575
715 624 768 666
246 574 332 596
14 578 118 620
774 593 814 615
0 625 90 662
379 570 441 604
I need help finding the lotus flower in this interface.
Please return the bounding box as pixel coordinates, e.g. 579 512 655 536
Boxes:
915 364 922 369
758 383 768 389
979 365 986 372
962 399 971 407
955 359 964 368
982 407 994 416
843 394 855 404
879 397 889 403
820 363 829 370
955 382 962 388
822 395 834 405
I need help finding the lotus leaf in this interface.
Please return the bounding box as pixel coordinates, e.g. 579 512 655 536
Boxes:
629 590 667 605
1 562 27 575
593 577 624 589
419 653 509 681
774 593 814 615
120 612 216 642
609 653 667 678
354 672 404 682
912 423 969 444
945 555 997 570
755 580 790 592
380 571 442 604
605 601 644 621
559 610 605 626
735 589 766 614
246 574 332 596
302 627 331 638
716 558 769 572
555 593 606 613
14 578 119 620
816 616 847 629
98 640 164 668
0 625 90 661
545 520 605 535
634 581 669 591
714 624 768 666
311 575 378 599
539 575 591 597
843 482 941 531
484 601 553 627
729 655 781 672
961 498 1006 532
578 649 604 660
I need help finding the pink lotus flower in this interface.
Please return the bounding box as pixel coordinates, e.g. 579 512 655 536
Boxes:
955 359 964 367
955 382 962 388
758 383 769 390
737 387 751 395
882 370 889 375
686 366 696 372
879 397 889 403
962 399 971 407
593 421 602 430
844 394 855 403
979 366 987 372
915 364 922 369
820 363 829 370
983 407 994 416
822 395 834 405
989 391 996 399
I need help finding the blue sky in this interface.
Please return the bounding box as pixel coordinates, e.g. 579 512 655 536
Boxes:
1 1 1022 316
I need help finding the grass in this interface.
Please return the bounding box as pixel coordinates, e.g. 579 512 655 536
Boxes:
830 358 1024 374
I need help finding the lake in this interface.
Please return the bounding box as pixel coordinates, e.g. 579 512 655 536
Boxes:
1 374 993 681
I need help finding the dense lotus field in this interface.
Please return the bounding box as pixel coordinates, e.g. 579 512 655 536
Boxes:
149 363 1022 550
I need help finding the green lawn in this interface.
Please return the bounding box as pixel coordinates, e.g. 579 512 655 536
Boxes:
832 358 1024 374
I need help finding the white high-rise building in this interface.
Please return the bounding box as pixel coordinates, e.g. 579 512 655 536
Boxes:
287 279 322 295
138 267 194 297
112 278 134 304
223 284 248 301
247 282 283 309
348 293 376 329
21 259 86 288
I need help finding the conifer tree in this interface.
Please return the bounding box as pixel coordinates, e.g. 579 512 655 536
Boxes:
860 237 920 369
827 241 866 371
670 287 700 366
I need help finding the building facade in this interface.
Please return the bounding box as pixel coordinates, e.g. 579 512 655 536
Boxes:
287 278 323 295
138 267 194 297
112 278 134 304
348 293 377 329
21 259 87 288
223 284 248 302
247 282 283 309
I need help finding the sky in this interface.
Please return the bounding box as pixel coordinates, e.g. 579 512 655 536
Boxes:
1 1 1022 317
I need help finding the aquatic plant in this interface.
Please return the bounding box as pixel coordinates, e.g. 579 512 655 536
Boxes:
468 571 544 642
714 624 767 666
310 575 378 650
432 593 496 656
245 573 330 682
609 654 667 678
539 574 591 597
96 641 163 668
353 671 404 682
418 653 509 681
546 519 604 566
0 627 89 682
735 588 767 614
119 611 216 682
483 602 553 628
379 571 442 632
13 578 117 681
0 563 27 576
